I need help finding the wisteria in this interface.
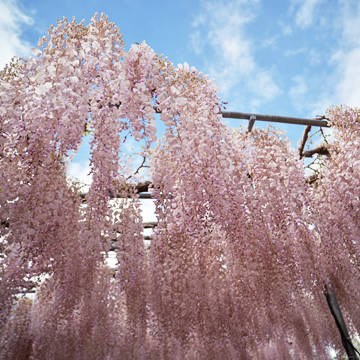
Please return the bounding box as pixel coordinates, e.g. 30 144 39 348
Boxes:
0 14 360 359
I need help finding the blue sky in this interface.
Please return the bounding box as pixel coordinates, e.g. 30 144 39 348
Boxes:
1 0 360 220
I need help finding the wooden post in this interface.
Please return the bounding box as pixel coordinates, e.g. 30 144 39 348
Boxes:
324 283 359 359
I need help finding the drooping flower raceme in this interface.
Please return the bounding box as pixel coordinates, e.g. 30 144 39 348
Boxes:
313 106 360 333
0 14 359 360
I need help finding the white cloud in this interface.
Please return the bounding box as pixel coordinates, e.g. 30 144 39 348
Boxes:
285 47 321 67
340 0 360 48
286 0 360 116
312 0 360 111
249 70 281 107
333 48 360 107
191 0 281 110
190 30 203 55
332 1 360 107
285 47 305 57
0 0 35 69
261 35 278 49
289 75 308 111
307 48 321 66
278 20 292 36
291 0 323 29
68 160 92 192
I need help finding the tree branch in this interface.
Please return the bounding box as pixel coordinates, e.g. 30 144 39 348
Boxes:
80 181 152 201
126 156 149 181
299 125 312 159
302 146 330 158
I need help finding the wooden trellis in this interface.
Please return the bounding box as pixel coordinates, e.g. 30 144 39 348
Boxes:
220 109 329 128
98 109 330 200
114 110 356 359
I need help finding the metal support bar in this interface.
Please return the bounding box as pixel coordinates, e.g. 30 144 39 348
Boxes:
153 106 330 127
221 110 330 127
248 115 256 132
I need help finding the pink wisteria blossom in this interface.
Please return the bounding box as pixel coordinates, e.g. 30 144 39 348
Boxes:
0 14 359 360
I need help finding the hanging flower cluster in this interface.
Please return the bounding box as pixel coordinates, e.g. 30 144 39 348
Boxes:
313 106 360 333
0 14 359 359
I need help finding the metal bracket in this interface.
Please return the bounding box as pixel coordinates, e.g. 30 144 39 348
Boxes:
248 115 256 132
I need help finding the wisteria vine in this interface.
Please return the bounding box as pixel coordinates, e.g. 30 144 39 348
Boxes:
0 14 360 360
